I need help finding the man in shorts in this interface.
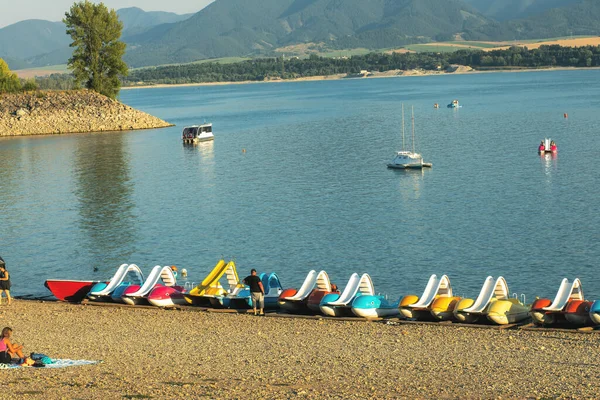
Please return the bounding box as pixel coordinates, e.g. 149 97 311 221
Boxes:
243 269 265 316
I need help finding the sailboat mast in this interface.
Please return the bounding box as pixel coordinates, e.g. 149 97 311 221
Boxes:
411 106 415 154
401 104 405 151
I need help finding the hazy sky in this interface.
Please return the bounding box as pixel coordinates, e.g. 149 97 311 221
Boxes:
0 0 214 28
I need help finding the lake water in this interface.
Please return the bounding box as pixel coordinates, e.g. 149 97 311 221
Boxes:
2 69 600 302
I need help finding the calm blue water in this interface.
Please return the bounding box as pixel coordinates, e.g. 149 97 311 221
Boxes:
1 70 600 301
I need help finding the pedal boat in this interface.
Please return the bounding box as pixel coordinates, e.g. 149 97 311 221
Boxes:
351 295 401 319
486 296 530 325
530 278 583 326
87 264 144 302
278 270 331 314
122 266 179 305
182 260 232 306
400 275 460 321
44 280 101 302
319 273 374 317
454 277 509 324
224 272 283 310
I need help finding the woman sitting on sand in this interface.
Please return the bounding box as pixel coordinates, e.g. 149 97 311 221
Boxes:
1 327 26 364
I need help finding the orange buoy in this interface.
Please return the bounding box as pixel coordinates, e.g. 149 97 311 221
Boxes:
242 149 246 153
564 113 568 119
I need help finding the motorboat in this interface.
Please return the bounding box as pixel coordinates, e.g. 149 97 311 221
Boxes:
87 264 144 302
538 138 558 154
530 278 583 326
319 273 375 317
182 123 214 144
44 280 101 302
447 99 461 108
351 295 401 319
387 105 431 169
278 270 331 314
453 277 510 324
399 275 460 321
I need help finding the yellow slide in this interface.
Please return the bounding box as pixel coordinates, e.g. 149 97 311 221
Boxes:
186 260 240 305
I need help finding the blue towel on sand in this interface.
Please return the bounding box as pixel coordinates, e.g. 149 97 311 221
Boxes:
0 359 101 369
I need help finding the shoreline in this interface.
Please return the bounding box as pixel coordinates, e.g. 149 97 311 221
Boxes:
1 299 600 399
122 66 600 90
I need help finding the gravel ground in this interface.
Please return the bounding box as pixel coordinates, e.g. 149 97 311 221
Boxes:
1 300 599 399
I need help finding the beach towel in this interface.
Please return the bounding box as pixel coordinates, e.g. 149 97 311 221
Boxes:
1 359 101 369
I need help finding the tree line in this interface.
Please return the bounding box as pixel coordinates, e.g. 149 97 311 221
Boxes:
120 45 600 86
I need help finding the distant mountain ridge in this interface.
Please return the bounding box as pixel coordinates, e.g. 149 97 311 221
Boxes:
2 0 599 70
0 7 196 70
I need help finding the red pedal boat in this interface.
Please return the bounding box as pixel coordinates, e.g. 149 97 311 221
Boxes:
44 280 99 302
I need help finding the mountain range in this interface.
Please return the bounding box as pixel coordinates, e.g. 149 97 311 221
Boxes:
1 0 599 70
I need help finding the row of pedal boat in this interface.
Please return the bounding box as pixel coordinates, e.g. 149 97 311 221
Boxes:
44 262 600 328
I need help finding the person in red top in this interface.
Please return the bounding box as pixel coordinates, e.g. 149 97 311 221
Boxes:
550 141 558 152
539 141 545 153
1 327 26 364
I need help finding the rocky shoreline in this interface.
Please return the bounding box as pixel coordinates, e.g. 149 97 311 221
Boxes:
0 90 173 136
1 300 599 399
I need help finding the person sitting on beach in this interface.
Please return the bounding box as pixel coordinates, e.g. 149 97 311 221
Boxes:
0 258 11 306
1 327 26 364
243 269 265 316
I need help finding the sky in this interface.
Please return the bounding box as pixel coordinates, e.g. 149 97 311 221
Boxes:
0 0 214 28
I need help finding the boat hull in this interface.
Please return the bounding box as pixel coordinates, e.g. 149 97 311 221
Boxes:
486 299 530 325
430 296 461 321
387 163 432 169
564 300 593 326
148 286 190 307
44 280 98 302
398 295 420 319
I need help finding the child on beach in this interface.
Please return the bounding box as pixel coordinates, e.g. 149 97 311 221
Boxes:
0 257 12 305
1 327 26 364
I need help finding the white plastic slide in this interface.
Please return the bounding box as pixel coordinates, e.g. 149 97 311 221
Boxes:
284 270 331 301
325 273 374 306
543 278 583 311
463 276 509 313
90 264 144 296
126 266 177 298
409 274 452 308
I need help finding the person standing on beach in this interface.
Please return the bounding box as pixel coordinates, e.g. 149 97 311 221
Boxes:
0 257 11 306
243 269 265 316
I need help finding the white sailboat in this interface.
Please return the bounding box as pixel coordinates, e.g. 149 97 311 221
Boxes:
387 105 432 170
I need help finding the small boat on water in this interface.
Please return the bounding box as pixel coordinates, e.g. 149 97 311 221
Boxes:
44 280 101 302
538 138 558 154
447 99 461 108
182 123 214 144
387 105 432 170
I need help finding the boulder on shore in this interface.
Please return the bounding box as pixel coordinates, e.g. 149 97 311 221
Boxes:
0 89 173 136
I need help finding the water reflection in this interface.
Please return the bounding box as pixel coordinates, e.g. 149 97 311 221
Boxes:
540 153 558 183
393 169 427 200
183 140 214 160
73 133 136 273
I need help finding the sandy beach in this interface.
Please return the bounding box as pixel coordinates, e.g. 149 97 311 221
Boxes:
1 300 599 399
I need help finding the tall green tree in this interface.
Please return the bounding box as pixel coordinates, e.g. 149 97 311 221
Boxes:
0 58 22 93
64 1 128 98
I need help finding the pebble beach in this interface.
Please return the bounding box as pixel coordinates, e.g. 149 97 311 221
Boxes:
1 300 599 399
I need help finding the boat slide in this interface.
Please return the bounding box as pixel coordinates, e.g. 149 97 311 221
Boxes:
463 277 509 313
188 260 231 298
88 264 144 298
124 265 177 300
283 270 331 301
543 278 583 311
408 274 452 309
325 273 374 307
